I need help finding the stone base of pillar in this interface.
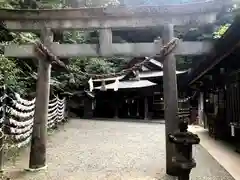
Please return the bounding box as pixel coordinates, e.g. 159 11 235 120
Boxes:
25 165 47 172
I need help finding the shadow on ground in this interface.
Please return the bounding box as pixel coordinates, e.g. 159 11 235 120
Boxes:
79 118 165 125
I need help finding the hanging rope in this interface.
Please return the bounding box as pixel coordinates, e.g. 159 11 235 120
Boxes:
0 92 66 149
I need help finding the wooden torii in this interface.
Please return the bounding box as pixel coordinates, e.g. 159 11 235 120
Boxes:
0 0 229 175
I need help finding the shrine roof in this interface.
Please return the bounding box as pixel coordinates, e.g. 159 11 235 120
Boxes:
94 80 156 90
93 57 188 83
188 14 240 85
93 76 125 82
125 57 163 70
139 70 187 79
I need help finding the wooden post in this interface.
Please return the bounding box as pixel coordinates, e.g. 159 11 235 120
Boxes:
0 129 3 173
0 72 7 173
162 24 179 176
29 27 52 170
136 98 140 117
144 97 148 120
127 101 130 117
114 95 119 119
203 91 207 129
83 97 93 119
198 92 204 126
114 105 118 119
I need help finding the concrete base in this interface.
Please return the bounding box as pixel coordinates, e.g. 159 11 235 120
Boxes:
24 165 47 172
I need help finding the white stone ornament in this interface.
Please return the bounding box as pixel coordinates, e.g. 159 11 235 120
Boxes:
100 81 107 91
88 78 94 92
114 77 120 91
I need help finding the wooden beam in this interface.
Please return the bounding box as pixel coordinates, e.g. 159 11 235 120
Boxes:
4 41 212 58
175 41 212 56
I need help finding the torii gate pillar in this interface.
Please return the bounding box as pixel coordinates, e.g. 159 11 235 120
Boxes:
29 27 52 170
162 24 179 176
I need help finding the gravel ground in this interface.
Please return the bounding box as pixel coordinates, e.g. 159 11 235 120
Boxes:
3 119 235 180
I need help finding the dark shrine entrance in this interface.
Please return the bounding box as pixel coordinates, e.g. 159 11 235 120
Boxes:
94 88 153 119
94 91 116 118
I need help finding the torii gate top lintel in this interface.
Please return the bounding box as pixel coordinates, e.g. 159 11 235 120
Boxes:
0 1 229 17
0 0 232 31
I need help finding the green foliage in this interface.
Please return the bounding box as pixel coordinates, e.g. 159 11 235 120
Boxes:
213 24 231 39
62 31 86 44
10 32 39 44
0 0 129 95
0 55 20 86
85 58 115 74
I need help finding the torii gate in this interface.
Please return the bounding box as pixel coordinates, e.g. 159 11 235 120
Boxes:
0 0 229 175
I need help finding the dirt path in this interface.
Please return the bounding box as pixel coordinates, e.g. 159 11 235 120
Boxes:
3 119 235 180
